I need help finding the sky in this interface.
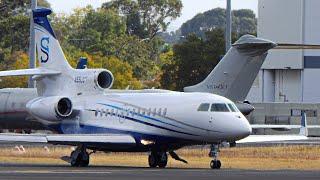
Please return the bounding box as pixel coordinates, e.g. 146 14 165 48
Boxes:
47 0 258 31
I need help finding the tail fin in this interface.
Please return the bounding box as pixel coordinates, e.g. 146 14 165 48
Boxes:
33 8 72 71
299 112 308 136
76 57 88 69
184 35 277 102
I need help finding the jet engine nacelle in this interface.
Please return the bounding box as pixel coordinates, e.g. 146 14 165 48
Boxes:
235 102 255 116
73 69 114 92
92 70 114 89
26 96 73 122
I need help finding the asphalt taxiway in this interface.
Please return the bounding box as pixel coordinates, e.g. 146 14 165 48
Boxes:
0 164 319 180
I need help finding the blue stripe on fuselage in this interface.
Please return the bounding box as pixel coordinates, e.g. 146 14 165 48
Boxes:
98 103 185 130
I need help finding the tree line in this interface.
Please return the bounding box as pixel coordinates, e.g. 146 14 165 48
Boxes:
0 0 257 91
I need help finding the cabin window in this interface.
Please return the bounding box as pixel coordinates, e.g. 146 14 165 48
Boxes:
197 103 210 112
227 104 236 112
153 108 157 116
211 103 230 112
142 109 146 116
111 109 114 116
95 109 99 117
147 108 152 116
106 109 109 117
163 108 167 116
158 108 162 116
132 109 136 117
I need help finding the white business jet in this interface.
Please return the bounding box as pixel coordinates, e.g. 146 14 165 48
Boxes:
0 8 308 169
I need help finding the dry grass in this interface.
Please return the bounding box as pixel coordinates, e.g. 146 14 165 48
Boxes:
1 145 320 170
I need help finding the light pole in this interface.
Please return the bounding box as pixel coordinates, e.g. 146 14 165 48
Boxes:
225 0 232 53
28 0 37 88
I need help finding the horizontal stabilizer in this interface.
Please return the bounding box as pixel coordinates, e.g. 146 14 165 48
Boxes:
0 134 136 145
0 68 61 77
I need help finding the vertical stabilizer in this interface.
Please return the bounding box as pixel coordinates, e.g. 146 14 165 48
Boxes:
33 8 72 71
33 8 73 96
299 112 308 136
184 35 276 102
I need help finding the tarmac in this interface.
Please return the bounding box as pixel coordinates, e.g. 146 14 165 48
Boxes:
0 164 319 180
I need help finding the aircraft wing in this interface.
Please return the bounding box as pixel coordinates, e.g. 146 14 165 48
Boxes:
237 134 308 143
0 68 61 77
0 134 136 145
238 113 309 144
251 124 301 130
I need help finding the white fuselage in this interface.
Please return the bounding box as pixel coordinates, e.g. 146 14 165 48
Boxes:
50 92 251 149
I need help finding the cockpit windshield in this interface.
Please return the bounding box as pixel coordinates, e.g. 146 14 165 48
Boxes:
211 103 229 112
227 104 236 112
197 103 210 112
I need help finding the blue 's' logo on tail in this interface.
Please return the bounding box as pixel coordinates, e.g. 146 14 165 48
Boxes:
40 37 49 63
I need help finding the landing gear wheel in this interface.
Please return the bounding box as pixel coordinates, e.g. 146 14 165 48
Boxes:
157 153 168 168
70 151 80 167
209 144 221 169
210 160 221 169
148 154 158 168
70 146 90 167
79 151 90 167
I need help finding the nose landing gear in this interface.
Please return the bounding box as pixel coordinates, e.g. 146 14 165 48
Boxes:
148 151 168 168
209 144 221 169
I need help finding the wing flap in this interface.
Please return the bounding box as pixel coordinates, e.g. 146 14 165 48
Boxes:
46 134 136 144
0 134 47 143
0 68 61 77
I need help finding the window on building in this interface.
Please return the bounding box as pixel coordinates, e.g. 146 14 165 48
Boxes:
197 103 210 112
211 103 230 112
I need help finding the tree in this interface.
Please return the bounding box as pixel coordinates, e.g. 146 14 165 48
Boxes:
0 51 28 88
161 29 225 91
0 15 29 53
103 0 183 39
180 8 257 39
0 0 51 53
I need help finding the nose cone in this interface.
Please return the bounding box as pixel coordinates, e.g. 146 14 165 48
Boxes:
234 116 252 139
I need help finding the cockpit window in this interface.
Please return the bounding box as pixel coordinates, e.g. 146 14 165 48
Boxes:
211 103 230 112
197 103 210 112
227 104 236 112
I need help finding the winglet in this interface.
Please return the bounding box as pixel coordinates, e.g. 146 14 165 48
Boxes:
299 112 308 136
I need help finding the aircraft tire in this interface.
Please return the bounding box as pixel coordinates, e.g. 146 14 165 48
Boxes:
157 153 168 168
148 154 158 168
70 151 81 167
210 160 221 169
79 151 90 167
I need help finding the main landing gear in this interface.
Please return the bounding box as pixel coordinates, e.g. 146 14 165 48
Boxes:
209 144 221 169
148 151 168 168
70 145 90 167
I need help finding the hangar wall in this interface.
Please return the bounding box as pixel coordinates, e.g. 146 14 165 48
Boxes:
247 0 320 103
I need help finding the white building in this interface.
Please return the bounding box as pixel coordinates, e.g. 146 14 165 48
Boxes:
247 0 320 103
